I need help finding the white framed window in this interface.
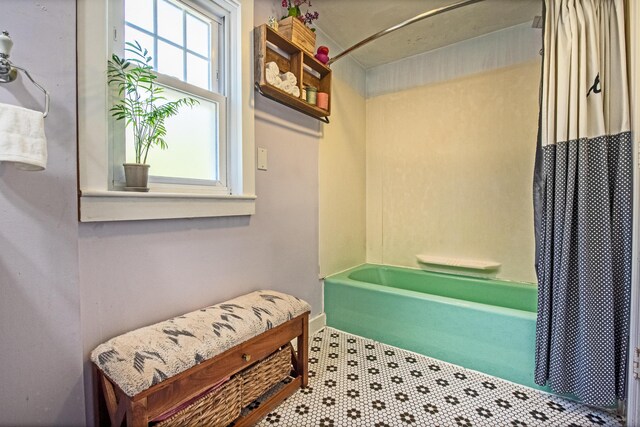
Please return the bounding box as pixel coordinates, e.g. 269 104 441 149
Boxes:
119 0 227 192
77 0 255 221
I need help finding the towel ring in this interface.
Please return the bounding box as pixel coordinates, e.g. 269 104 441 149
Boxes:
0 31 50 118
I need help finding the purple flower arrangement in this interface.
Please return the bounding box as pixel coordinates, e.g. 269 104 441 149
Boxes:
281 0 319 28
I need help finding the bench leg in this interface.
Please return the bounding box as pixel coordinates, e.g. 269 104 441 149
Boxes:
296 313 309 387
126 398 148 427
95 366 129 427
92 365 110 427
94 364 149 427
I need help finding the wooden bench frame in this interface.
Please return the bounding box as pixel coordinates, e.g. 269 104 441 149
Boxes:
93 312 309 426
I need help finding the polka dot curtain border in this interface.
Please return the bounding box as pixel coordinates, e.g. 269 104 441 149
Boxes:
534 131 633 406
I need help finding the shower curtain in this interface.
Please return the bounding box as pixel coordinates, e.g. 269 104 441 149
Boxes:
533 0 632 406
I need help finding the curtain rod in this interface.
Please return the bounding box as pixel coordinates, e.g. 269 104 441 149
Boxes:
328 0 487 66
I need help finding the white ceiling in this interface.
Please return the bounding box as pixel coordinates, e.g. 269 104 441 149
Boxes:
315 0 542 69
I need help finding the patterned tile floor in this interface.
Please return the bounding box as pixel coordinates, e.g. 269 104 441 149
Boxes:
253 327 623 427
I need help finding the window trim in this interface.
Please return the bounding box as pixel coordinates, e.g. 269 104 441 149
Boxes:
77 0 255 222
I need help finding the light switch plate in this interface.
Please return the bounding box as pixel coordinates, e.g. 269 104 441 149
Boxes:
257 147 268 170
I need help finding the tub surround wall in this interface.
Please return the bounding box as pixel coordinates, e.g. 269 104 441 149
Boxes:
316 29 367 279
366 25 542 284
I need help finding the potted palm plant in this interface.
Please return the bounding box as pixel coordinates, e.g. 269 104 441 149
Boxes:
107 41 198 191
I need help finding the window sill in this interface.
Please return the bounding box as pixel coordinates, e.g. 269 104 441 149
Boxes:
79 190 256 222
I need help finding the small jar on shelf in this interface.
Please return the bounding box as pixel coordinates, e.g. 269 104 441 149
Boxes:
306 85 317 105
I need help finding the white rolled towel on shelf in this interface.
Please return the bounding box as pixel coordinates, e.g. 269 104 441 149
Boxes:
280 79 293 94
265 61 280 75
0 103 47 171
280 71 297 86
291 86 300 98
265 68 282 88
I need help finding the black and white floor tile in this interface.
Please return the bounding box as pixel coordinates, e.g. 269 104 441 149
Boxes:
253 327 623 427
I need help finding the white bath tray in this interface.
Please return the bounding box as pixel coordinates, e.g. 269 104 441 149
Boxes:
416 255 501 276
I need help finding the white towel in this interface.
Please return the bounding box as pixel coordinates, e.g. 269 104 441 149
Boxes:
265 61 280 75
280 71 297 86
280 80 293 94
0 103 47 171
291 86 300 98
266 69 282 88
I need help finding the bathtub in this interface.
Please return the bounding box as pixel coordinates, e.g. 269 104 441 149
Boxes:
324 264 545 391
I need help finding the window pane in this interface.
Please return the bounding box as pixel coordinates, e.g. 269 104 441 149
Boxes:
187 53 210 90
128 86 219 181
157 40 184 80
125 0 154 32
186 14 210 57
125 26 155 62
157 0 184 45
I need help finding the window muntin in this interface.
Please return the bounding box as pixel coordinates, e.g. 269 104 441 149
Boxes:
124 0 217 92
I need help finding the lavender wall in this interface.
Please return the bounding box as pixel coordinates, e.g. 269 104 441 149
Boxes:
78 1 322 424
0 1 84 425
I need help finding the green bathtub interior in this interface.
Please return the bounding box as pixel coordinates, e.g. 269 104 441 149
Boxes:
324 264 548 392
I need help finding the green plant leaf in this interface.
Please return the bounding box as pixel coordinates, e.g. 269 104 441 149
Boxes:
107 39 200 164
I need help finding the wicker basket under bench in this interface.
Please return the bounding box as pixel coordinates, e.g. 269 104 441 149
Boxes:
91 290 310 427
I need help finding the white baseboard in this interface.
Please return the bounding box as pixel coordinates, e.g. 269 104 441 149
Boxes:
309 312 326 335
292 312 326 350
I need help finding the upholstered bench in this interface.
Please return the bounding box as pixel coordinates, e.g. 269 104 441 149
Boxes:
91 290 310 426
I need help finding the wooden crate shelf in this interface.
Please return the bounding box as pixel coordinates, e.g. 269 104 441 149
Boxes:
254 24 331 123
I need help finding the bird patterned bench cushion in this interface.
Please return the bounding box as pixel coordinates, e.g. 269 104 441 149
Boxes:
91 290 311 397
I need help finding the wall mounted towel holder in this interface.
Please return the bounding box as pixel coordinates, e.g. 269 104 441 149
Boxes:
0 31 50 118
